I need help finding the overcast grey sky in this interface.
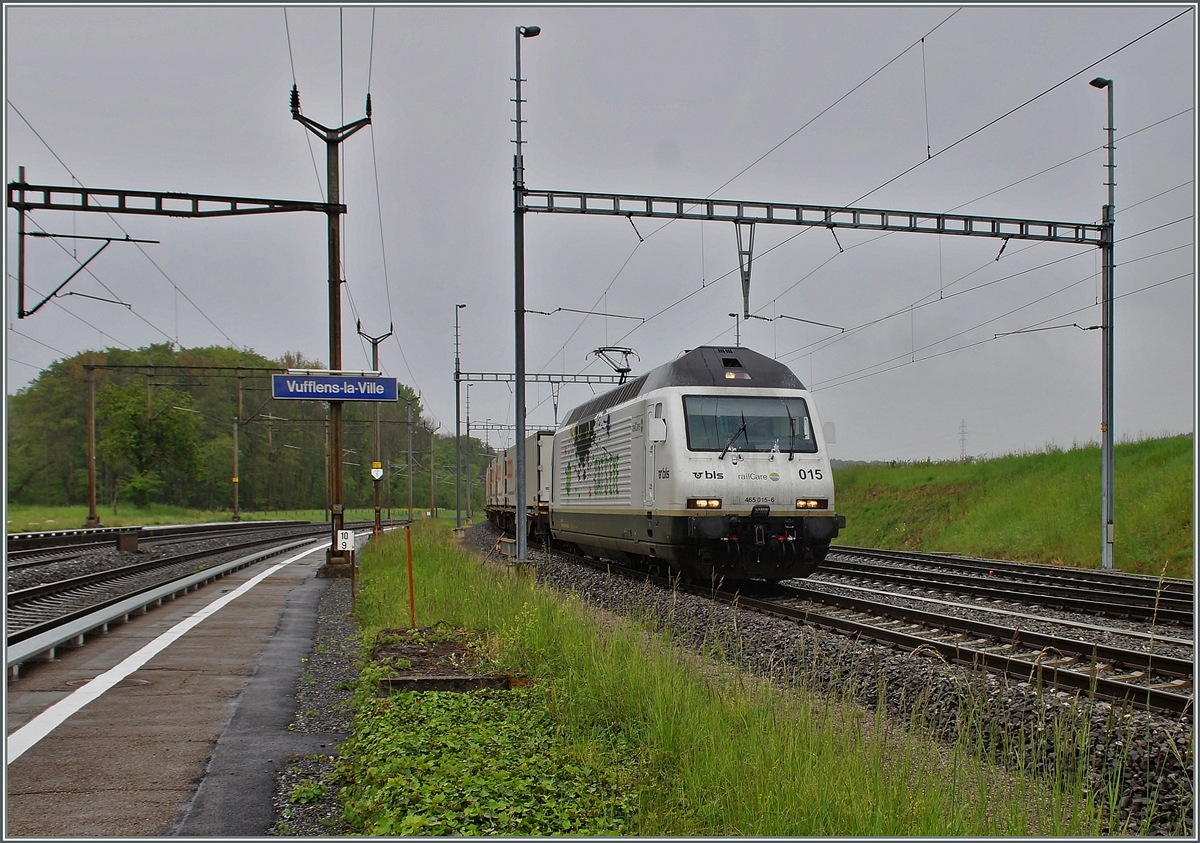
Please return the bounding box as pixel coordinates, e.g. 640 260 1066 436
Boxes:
4 4 1196 462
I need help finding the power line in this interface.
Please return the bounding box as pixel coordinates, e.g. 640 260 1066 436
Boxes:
588 11 1194 359
779 224 1191 367
533 9 964 377
6 357 45 374
7 326 68 357
946 108 1192 215
755 109 1194 330
9 279 135 351
845 7 1194 209
611 133 1195 367
707 8 962 200
8 100 242 348
812 272 1191 392
283 8 326 199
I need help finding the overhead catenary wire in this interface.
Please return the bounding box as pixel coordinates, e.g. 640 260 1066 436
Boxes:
813 272 1191 392
9 279 136 350
757 135 1195 362
283 8 326 200
534 9 964 377
605 119 1194 368
22 216 132 309
842 7 1194 211
7 356 48 373
777 217 1192 366
756 107 1194 330
8 326 69 357
7 100 242 349
806 243 1192 387
582 9 1194 365
19 218 182 347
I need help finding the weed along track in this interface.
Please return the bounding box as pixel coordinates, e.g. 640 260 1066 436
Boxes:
481 523 1193 835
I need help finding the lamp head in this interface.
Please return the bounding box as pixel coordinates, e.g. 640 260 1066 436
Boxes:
519 25 541 37
728 312 738 318
1089 77 1112 89
457 303 467 309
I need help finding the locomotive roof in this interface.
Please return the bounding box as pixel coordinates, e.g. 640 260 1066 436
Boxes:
562 346 805 426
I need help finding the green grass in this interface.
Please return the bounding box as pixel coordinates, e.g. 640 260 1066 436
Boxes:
3 504 406 533
834 434 1193 578
335 522 1111 836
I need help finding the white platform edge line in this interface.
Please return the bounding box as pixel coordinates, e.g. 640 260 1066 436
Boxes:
6 542 324 764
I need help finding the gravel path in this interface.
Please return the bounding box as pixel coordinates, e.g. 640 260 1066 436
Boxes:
269 579 360 837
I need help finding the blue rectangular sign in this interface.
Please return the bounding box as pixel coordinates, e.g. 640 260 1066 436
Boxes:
272 374 399 402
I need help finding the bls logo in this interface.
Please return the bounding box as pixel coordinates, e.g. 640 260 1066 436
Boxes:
692 471 724 480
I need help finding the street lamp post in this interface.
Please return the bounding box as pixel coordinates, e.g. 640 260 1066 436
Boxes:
1090 76 1115 571
728 312 741 347
454 303 466 529
513 23 540 562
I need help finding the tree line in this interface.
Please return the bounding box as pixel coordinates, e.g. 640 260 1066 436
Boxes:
6 343 498 517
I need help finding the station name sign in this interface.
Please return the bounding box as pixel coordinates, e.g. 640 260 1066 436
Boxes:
272 372 398 402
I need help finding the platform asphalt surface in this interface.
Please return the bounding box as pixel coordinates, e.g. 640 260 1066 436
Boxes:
4 540 347 837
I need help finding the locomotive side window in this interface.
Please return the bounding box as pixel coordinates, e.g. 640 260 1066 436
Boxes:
683 395 818 453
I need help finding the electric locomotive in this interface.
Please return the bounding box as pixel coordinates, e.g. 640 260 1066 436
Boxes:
487 346 844 580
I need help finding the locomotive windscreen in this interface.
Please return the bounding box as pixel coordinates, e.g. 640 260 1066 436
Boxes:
683 395 818 454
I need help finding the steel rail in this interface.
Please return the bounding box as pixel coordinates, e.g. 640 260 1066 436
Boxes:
832 545 1193 598
6 522 320 569
804 577 1193 648
775 582 1192 682
821 556 1192 625
6 520 311 554
726 587 1192 714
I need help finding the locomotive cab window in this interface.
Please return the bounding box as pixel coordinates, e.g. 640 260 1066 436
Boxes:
683 395 818 454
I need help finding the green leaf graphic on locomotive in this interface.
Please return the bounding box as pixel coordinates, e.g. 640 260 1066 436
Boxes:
571 419 596 478
593 453 620 497
564 463 573 496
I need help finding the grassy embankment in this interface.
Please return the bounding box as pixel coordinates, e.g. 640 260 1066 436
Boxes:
3 505 397 533
320 521 1117 836
834 434 1193 579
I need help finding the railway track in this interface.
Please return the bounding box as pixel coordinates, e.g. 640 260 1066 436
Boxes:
5 520 383 677
823 546 1193 626
832 545 1194 598
5 520 313 568
753 581 1192 713
560 549 1193 714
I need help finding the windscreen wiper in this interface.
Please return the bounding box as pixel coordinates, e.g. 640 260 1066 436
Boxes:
719 412 748 460
786 405 796 461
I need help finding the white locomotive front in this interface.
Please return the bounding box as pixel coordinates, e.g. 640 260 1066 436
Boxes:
549 346 843 580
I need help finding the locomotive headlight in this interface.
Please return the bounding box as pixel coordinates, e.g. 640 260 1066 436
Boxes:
796 498 829 509
688 498 722 509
